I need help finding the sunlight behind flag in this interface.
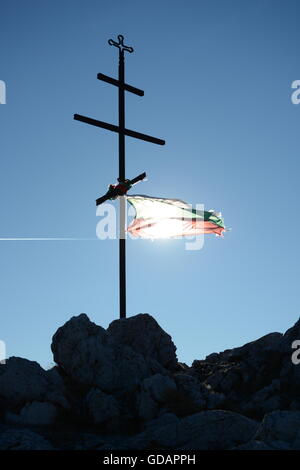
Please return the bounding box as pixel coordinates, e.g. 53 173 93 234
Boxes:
126 195 226 239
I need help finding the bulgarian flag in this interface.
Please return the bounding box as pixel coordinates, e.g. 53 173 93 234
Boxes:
126 195 227 239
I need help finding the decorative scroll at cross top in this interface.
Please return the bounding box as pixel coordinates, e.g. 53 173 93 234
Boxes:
108 34 134 54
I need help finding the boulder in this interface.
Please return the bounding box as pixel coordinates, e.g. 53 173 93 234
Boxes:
241 379 281 416
136 374 177 421
51 314 150 392
255 410 300 449
205 364 244 394
206 391 226 410
144 413 180 448
122 432 152 450
174 374 210 409
73 433 106 450
0 357 68 409
86 388 120 425
191 331 284 418
0 429 54 450
207 332 283 365
176 410 259 450
137 389 159 421
51 314 114 389
107 314 177 370
6 401 58 426
144 410 258 450
232 440 275 450
5 312 300 450
142 374 177 404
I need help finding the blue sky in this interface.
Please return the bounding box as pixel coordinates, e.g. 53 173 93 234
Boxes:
1 0 300 368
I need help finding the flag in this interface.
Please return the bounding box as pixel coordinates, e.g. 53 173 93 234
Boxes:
126 195 227 239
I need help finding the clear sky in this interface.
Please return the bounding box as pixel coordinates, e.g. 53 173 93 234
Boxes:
1 0 300 369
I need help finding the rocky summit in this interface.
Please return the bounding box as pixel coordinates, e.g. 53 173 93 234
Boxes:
1 313 300 450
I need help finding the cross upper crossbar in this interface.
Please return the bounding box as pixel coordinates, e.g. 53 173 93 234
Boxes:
97 73 144 97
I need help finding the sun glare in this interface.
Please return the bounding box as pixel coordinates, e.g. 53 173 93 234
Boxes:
142 219 186 239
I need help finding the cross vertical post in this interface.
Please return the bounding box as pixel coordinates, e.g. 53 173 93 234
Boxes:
118 48 126 319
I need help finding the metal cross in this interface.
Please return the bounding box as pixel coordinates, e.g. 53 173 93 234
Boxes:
74 35 165 319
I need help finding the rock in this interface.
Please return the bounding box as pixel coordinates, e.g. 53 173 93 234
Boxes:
123 432 152 450
145 413 180 448
171 373 224 412
212 332 283 365
97 442 129 450
206 391 226 410
111 344 151 392
255 411 300 449
204 353 220 363
0 429 54 450
107 314 177 370
137 390 159 421
289 400 300 411
232 440 275 450
176 362 189 372
45 366 65 386
159 374 209 417
266 440 292 450
142 374 177 404
0 357 68 409
86 388 120 425
174 374 209 409
73 433 106 450
176 410 259 450
205 365 244 395
191 331 284 418
136 374 177 421
144 410 258 450
51 314 150 392
20 401 58 426
6 401 58 426
0 358 47 407
241 379 281 416
5 311 300 450
51 314 114 389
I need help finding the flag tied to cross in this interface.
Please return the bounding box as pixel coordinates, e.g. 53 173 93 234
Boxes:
126 195 227 239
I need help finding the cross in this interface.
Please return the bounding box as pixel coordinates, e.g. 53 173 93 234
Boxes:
108 34 134 54
74 35 165 319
